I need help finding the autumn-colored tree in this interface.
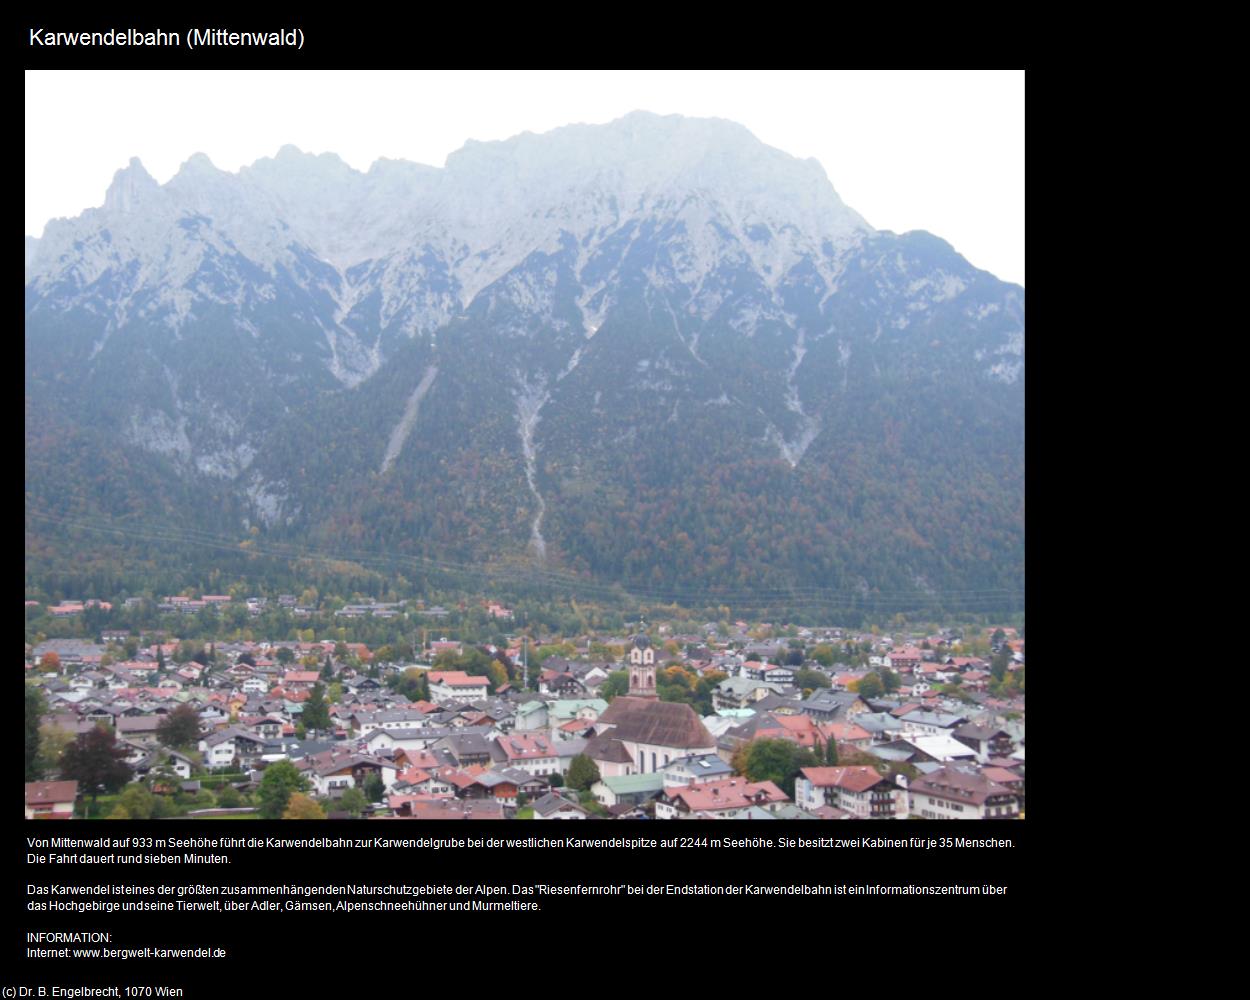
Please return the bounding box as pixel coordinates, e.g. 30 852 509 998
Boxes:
39 650 61 673
283 793 326 819
485 658 509 693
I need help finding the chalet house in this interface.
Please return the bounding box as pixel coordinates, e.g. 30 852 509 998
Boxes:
363 727 441 754
497 768 548 800
491 733 558 777
909 764 1019 819
982 765 1025 812
432 733 494 768
796 689 866 722
466 771 521 808
661 753 735 787
898 710 967 737
252 718 283 739
353 709 430 736
197 704 229 726
437 766 491 799
795 766 905 818
539 669 588 697
199 731 238 769
115 716 163 744
83 702 122 727
392 767 455 798
225 729 269 766
296 749 397 798
887 647 924 672
852 712 905 743
25 781 78 819
953 723 1014 763
760 663 798 685
531 792 588 820
138 750 196 781
713 677 790 711
654 778 788 820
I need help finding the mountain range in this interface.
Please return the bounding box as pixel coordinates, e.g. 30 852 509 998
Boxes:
25 111 1024 613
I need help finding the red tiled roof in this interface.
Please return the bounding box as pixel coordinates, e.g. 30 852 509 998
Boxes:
428 671 489 687
799 766 887 793
499 733 555 759
26 781 78 805
668 778 787 812
819 722 872 743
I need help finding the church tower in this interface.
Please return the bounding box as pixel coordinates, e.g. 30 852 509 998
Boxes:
628 622 657 698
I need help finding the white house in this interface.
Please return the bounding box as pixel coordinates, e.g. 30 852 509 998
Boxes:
909 764 1019 819
428 671 490 701
198 732 237 769
794 766 906 819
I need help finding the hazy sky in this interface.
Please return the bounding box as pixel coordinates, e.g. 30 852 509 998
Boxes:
25 70 1024 285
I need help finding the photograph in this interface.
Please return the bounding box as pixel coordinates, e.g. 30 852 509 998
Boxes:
25 69 1025 825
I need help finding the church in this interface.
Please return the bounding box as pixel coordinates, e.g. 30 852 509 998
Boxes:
585 629 717 776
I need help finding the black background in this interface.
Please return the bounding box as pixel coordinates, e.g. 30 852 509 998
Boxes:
23 23 1042 989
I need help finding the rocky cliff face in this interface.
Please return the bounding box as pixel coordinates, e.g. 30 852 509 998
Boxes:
25 112 1024 606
